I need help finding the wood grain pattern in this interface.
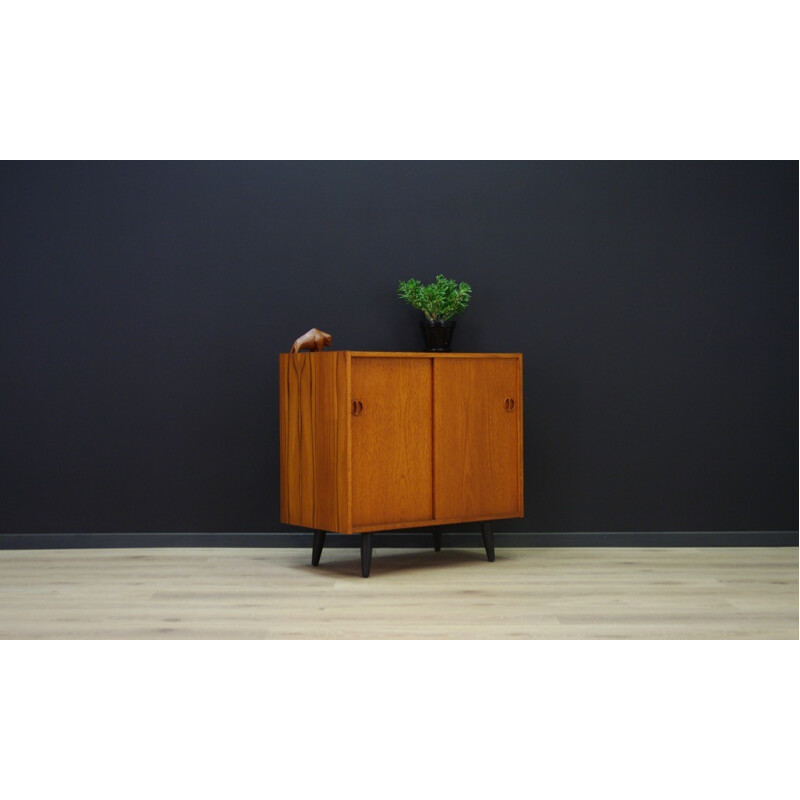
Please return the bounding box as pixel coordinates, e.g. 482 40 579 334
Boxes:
279 352 349 532
1 547 795 639
433 357 522 520
279 354 288 523
517 354 524 516
279 352 314 528
351 357 433 528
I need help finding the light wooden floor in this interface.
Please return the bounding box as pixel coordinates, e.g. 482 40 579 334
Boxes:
0 546 797 639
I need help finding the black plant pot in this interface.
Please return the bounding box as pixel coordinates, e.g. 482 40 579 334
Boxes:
421 320 456 352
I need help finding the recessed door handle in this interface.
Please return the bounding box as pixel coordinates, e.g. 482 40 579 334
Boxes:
504 398 515 412
351 400 363 416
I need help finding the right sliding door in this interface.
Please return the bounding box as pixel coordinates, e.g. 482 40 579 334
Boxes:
433 356 523 521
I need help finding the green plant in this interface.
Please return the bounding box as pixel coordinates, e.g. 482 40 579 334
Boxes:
397 274 472 322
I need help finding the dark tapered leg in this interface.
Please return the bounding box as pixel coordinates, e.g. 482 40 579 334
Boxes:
361 533 373 578
481 522 495 562
311 530 326 566
433 531 442 552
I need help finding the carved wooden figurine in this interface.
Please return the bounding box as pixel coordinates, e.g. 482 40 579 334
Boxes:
290 328 332 354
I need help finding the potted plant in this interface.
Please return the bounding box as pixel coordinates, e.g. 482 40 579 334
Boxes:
397 274 472 351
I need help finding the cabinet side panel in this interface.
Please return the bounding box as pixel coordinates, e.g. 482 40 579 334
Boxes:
313 352 350 533
282 353 316 528
346 352 352 533
342 352 352 532
517 354 524 516
280 355 288 523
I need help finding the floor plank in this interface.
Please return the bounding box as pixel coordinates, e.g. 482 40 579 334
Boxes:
0 547 796 639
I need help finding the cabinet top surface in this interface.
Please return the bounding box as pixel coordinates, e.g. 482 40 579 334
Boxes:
282 351 521 358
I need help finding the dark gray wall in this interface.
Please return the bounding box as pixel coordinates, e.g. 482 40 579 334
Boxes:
1 161 797 536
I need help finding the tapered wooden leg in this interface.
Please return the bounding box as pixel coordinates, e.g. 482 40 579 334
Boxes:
311 530 326 566
433 531 442 552
361 533 373 578
481 523 495 562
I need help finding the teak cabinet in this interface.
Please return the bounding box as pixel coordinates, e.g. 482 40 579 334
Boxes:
279 351 523 576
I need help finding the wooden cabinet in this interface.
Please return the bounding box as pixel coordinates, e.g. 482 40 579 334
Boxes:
279 351 523 575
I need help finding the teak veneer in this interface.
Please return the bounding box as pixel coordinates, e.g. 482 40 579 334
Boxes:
279 351 523 576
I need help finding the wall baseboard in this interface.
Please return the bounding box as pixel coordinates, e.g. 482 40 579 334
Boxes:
1 531 797 550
